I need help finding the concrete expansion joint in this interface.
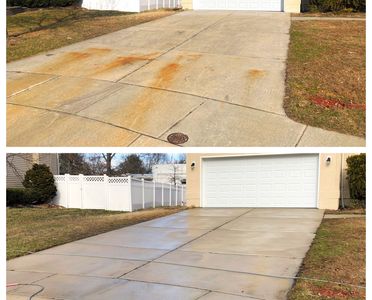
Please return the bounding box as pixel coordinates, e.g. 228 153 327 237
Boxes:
119 80 287 118
157 100 206 139
36 251 151 263
295 125 309 147
7 102 167 144
121 209 253 279
154 260 299 280
7 74 61 98
115 13 233 85
204 250 304 260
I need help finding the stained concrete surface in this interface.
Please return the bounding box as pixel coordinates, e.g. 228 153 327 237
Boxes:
7 208 324 300
6 11 364 146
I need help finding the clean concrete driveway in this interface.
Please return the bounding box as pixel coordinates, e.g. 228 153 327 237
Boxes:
7 208 324 300
7 11 364 146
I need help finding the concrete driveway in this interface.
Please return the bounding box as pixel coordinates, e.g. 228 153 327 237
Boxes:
7 11 364 147
7 208 324 300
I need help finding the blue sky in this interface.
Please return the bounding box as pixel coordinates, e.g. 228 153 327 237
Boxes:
83 153 186 167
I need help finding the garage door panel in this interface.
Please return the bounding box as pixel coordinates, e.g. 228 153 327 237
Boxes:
203 155 319 208
194 0 282 11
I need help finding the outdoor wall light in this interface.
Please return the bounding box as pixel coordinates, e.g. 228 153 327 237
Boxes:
191 161 196 169
326 156 332 165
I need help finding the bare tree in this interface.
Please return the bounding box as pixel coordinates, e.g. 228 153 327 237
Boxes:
102 153 116 176
87 154 106 175
140 153 168 173
59 153 91 175
169 164 180 185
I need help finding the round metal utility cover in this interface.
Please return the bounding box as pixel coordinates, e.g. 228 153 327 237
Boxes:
167 133 189 145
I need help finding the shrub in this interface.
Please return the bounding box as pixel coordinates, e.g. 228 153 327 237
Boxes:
22 164 57 204
346 153 366 206
7 0 80 7
308 0 365 12
6 188 41 206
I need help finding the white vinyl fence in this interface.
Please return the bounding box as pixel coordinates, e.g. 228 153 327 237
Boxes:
53 175 185 212
82 0 181 13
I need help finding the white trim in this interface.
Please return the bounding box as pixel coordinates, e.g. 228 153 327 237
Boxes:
316 154 321 209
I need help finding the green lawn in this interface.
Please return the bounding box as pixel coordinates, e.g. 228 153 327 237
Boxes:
7 7 177 62
285 20 365 137
288 217 366 299
7 206 186 260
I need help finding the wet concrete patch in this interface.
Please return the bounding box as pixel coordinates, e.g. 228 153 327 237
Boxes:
82 280 208 300
124 262 293 300
40 242 168 261
157 250 302 277
8 274 124 299
222 217 322 233
199 292 257 300
180 229 315 258
135 215 233 230
7 105 139 146
80 226 208 250
7 254 146 278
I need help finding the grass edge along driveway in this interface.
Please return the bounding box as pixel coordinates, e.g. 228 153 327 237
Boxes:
285 19 365 137
7 7 178 62
7 206 187 260
288 216 365 300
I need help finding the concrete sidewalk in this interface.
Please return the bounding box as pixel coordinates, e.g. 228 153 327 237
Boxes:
7 11 364 146
7 208 324 299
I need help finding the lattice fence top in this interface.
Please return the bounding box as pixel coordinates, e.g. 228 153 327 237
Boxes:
54 176 65 182
54 175 182 188
69 176 80 182
108 177 129 184
84 176 105 182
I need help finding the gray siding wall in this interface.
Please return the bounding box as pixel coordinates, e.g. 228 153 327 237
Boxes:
6 154 59 188
6 154 33 188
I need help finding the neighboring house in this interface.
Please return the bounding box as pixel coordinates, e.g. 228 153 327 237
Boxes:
127 174 154 181
6 154 59 188
186 153 354 210
152 164 187 185
82 0 304 13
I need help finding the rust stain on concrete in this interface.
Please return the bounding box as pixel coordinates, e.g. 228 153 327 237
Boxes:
248 69 266 79
119 54 202 129
152 62 181 88
36 48 112 73
93 52 158 75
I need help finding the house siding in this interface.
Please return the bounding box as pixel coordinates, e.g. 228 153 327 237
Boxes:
6 154 59 188
6 154 34 188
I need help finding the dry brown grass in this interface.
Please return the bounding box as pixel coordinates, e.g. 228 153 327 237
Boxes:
291 12 366 18
7 8 177 62
7 206 187 260
288 218 366 300
285 20 365 137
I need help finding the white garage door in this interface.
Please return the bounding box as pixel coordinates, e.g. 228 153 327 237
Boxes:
202 154 319 208
194 0 283 11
